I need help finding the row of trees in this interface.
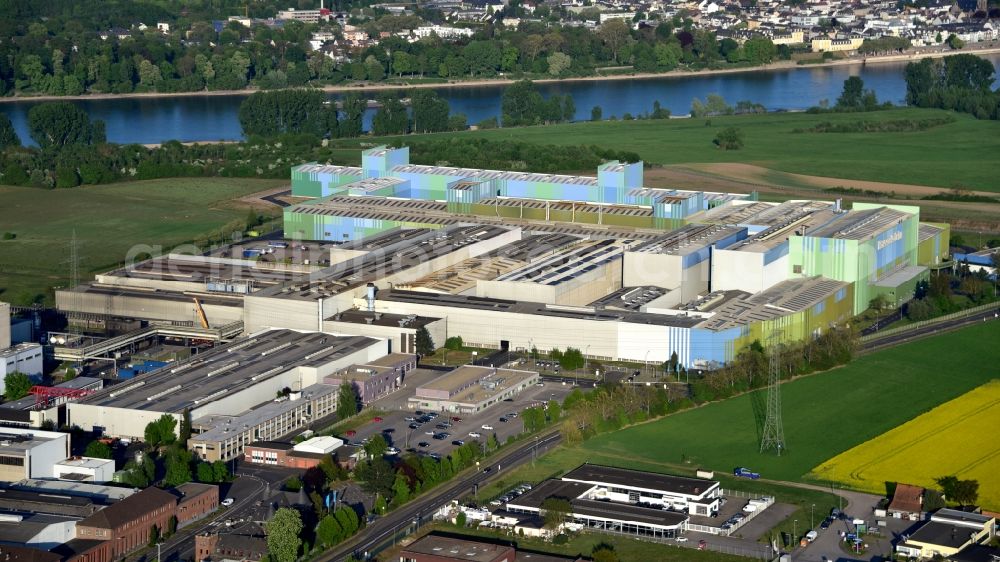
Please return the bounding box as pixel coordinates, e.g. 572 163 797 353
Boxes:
904 54 1000 120
0 6 787 98
116 413 232 488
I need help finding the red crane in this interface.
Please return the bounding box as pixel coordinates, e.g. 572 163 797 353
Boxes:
28 386 95 410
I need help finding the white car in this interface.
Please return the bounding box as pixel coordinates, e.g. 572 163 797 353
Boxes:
385 447 400 455
221 498 234 507
468 431 482 438
675 536 688 542
481 424 494 430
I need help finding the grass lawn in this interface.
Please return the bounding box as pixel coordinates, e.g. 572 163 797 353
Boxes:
368 108 1000 191
0 178 285 305
577 322 1000 483
383 524 749 562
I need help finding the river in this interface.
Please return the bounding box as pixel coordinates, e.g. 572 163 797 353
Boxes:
3 54 998 145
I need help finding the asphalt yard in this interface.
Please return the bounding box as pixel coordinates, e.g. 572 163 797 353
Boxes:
335 367 576 460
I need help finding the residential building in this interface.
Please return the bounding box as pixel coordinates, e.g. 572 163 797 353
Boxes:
73 487 178 561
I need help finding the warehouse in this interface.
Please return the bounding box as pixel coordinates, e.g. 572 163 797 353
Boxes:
371 289 709 366
0 343 43 381
408 365 540 413
789 204 922 314
476 239 632 306
322 309 444 355
67 330 387 441
244 225 520 333
323 352 416 403
0 428 70 482
622 224 747 302
710 206 838 294
0 377 104 429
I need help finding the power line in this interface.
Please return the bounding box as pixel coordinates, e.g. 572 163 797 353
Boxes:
759 330 786 455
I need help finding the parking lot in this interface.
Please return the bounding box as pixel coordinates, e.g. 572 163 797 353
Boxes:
335 367 577 460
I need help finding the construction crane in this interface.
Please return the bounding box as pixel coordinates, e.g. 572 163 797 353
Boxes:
192 297 210 329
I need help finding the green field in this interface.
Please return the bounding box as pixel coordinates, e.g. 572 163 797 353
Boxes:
576 321 1000 483
378 108 1000 191
0 178 285 304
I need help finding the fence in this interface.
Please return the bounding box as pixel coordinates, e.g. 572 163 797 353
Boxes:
860 301 1000 343
718 491 776 537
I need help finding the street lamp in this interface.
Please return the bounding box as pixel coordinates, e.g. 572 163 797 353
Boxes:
156 541 162 562
793 519 798 541
811 503 815 529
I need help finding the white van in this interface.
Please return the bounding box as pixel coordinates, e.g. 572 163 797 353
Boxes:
743 503 758 513
805 530 818 542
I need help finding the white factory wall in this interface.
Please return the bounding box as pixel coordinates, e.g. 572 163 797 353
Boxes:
53 458 115 483
321 318 446 355
616 322 692 366
25 433 71 479
680 261 711 303
0 343 43 380
329 248 368 265
67 404 182 441
244 295 319 333
711 250 765 293
93 274 206 293
622 252 683 289
23 520 78 550
0 301 10 349
372 299 625 361
56 291 243 327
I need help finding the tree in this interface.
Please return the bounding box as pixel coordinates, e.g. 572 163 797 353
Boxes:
179 408 192 442
936 476 979 505
4 372 32 401
355 457 395 498
714 127 744 150
197 462 215 483
238 89 330 137
562 96 576 122
149 524 160 547
558 347 585 371
144 414 178 448
415 326 435 356
371 94 409 136
340 94 366 138
501 80 544 126
27 102 98 148
336 381 358 421
541 497 572 529
591 106 603 121
836 76 865 109
212 460 230 482
164 448 193 486
317 514 342 547
455 511 467 527
84 440 113 459
946 34 964 50
0 114 20 149
411 90 451 134
547 52 572 76
364 433 389 458
598 20 632 63
444 336 464 351
267 508 304 562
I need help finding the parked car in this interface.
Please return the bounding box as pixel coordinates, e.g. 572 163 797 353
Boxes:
733 467 760 479
452 440 465 446
805 530 818 542
345 430 356 437
698 540 707 550
418 441 430 448
382 428 395 434
425 430 436 435
372 416 383 423
404 416 416 422
385 447 400 455
481 424 494 430
498 417 509 423
221 498 234 507
409 423 420 429
821 518 832 529
507 412 518 418
675 536 688 543
482 467 492 474
452 417 462 422
468 431 482 438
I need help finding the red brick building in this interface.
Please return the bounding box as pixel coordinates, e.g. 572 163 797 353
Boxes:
72 487 177 561
173 482 219 526
244 441 328 470
195 525 268 562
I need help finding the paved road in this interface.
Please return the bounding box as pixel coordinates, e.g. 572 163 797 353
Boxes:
860 309 999 353
318 430 562 562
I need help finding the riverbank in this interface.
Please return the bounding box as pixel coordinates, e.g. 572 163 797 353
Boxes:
2 44 998 104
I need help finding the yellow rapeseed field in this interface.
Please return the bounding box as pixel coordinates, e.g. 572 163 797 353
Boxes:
810 379 1000 509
